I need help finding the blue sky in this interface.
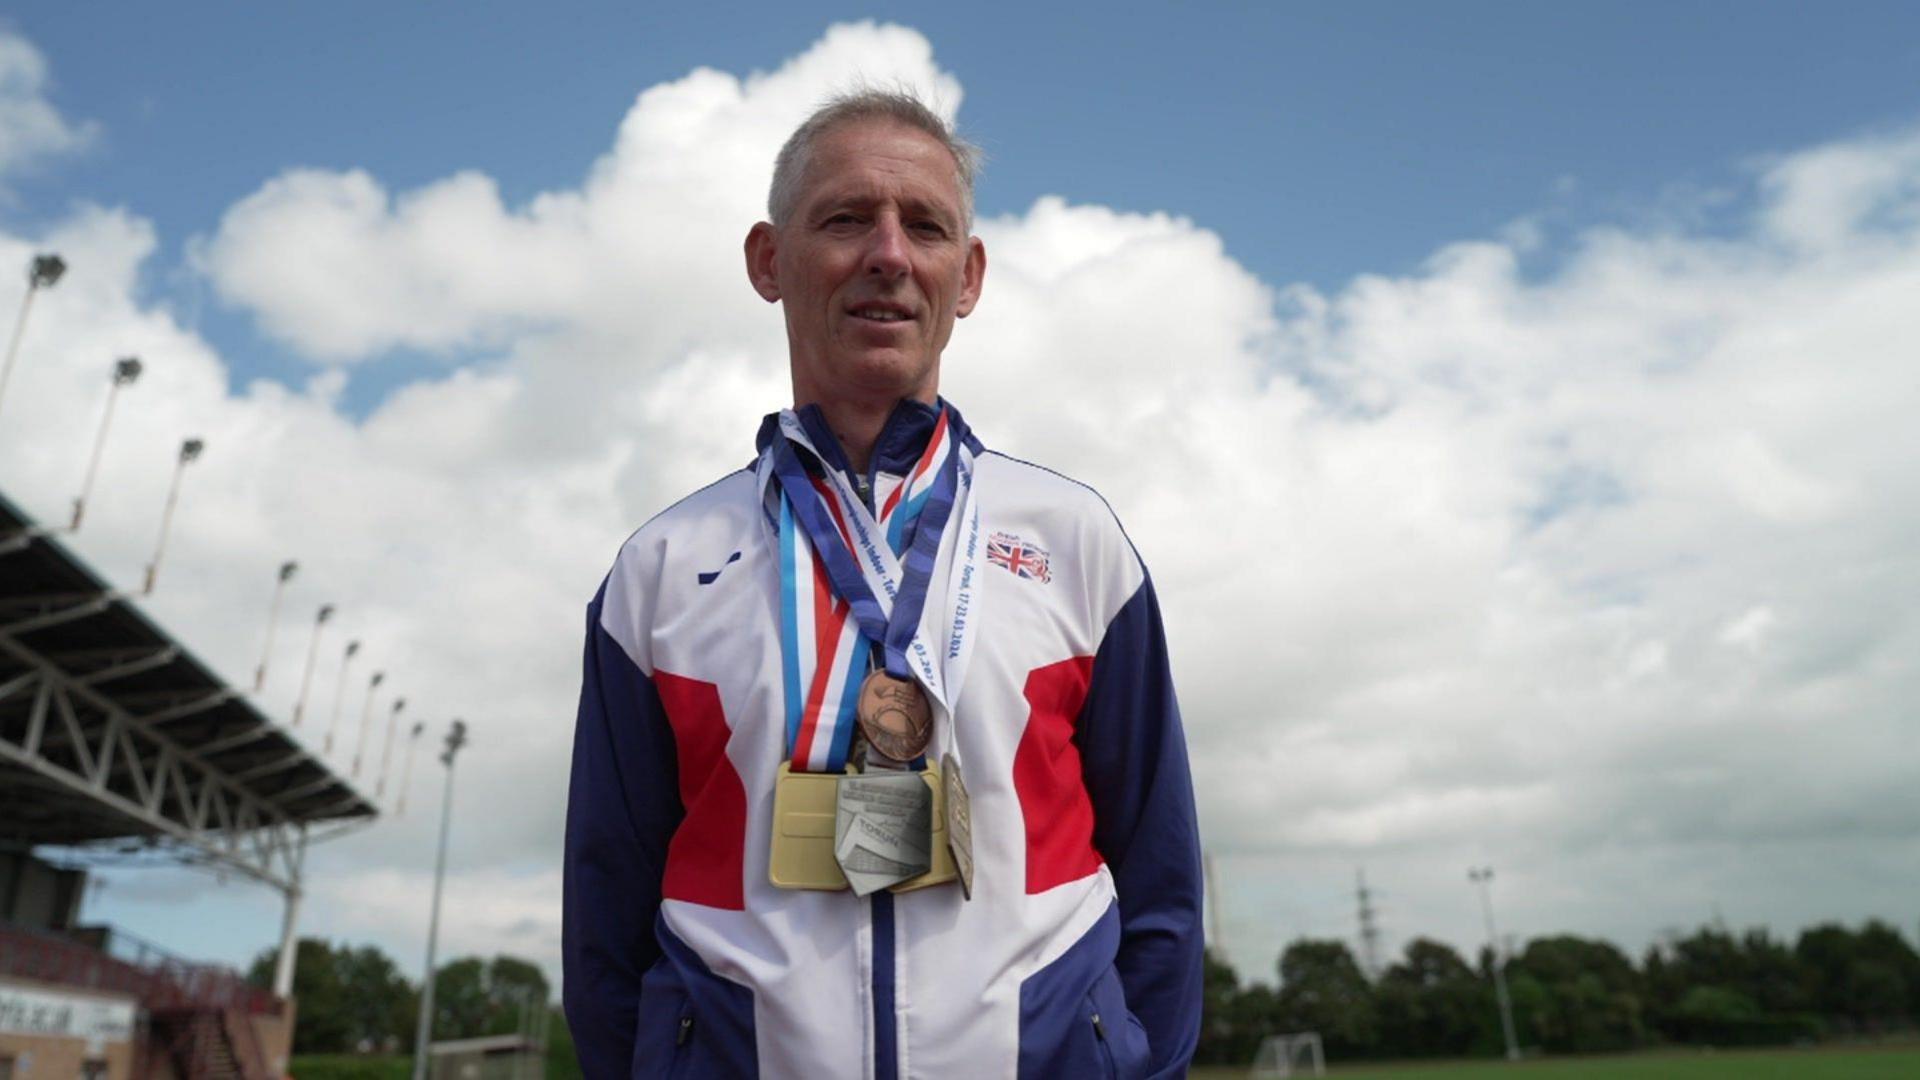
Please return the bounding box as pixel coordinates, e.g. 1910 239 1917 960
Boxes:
8 2 1919 416
5 6 1920 990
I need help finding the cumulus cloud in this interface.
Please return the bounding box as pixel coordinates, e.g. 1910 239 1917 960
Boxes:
5 21 1918 986
0 29 94 183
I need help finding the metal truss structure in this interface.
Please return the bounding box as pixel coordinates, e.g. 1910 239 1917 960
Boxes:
0 491 374 902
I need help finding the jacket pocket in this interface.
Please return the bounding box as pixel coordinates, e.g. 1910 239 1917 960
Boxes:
1018 904 1154 1079
1086 964 1152 1079
632 962 693 1079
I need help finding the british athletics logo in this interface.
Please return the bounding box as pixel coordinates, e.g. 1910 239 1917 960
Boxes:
986 532 1051 583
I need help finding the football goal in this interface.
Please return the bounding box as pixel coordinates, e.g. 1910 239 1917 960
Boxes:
1249 1031 1324 1079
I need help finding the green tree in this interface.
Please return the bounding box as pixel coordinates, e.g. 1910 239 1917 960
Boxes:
1274 939 1376 1056
1194 949 1245 1064
1796 922 1859 1024
1376 938 1490 1057
429 954 556 1041
247 938 353 1054
1508 935 1644 1053
485 955 552 1036
1849 921 1920 1029
336 944 417 1051
430 957 492 1040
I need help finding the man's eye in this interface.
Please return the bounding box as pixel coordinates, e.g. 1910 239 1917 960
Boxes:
824 213 861 227
911 221 947 237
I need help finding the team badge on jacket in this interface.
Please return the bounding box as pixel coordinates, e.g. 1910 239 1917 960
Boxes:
986 531 1051 583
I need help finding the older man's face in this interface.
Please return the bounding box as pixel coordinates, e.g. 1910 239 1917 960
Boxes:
748 119 986 407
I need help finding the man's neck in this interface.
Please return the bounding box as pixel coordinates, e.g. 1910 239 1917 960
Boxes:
801 391 934 475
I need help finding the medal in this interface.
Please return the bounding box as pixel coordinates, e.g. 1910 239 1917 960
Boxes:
887 762 959 894
770 763 853 890
760 404 983 894
856 670 932 762
941 752 973 900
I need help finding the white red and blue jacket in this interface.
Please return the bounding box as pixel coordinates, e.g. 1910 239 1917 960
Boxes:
563 400 1202 1078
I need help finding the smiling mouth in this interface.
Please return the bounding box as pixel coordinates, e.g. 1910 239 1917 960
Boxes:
848 303 914 323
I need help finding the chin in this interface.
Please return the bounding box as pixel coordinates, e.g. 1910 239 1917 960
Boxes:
838 351 936 397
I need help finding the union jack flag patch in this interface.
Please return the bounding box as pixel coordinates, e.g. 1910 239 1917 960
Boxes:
986 531 1051 583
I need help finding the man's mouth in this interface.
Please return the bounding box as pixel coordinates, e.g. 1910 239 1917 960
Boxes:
848 302 914 323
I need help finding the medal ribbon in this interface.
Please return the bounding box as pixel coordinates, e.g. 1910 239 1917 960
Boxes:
765 406 974 772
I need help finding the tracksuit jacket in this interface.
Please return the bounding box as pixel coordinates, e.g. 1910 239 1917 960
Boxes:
563 399 1203 1078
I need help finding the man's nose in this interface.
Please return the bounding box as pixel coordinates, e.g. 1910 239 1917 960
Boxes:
864 217 911 278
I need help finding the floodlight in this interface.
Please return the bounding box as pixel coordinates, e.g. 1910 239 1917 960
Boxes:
142 437 209 594
0 253 68 421
1468 865 1520 1061
413 717 471 1079
323 639 363 754
29 254 66 288
396 720 428 816
291 603 337 728
69 357 145 531
377 697 409 796
353 671 387 777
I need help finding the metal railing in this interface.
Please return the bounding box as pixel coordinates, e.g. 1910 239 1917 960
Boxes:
0 919 280 1014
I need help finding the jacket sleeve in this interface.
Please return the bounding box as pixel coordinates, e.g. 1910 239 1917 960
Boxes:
1076 571 1204 1077
562 580 684 1078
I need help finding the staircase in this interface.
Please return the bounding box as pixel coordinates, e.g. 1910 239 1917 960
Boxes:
2 921 282 1079
148 1007 272 1079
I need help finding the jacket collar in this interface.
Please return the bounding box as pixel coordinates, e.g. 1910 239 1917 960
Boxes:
756 397 977 480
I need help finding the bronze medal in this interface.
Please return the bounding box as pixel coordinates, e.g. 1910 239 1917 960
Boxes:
856 671 932 762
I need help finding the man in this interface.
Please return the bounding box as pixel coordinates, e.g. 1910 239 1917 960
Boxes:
564 90 1202 1078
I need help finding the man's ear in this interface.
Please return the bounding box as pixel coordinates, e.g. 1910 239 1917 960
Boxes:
954 235 987 318
745 222 782 303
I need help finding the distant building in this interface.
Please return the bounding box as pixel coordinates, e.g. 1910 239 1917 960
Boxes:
427 1033 546 1080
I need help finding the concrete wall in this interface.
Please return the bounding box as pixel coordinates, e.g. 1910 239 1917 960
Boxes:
0 975 138 1080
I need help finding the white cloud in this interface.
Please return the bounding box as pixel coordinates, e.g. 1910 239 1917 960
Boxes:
5 22 1919 989
0 29 94 184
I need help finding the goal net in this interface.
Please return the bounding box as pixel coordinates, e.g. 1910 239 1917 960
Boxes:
1249 1032 1324 1079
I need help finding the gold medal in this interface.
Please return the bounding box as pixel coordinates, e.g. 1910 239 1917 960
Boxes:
769 763 850 890
856 671 932 762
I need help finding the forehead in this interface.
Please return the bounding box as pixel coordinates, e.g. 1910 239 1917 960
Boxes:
795 119 963 213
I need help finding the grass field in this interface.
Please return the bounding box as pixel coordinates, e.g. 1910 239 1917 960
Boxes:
293 1044 1920 1078
1193 1044 1920 1079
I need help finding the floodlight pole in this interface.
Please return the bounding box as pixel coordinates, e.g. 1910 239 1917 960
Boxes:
69 357 142 531
376 697 407 797
1470 866 1521 1061
290 604 334 727
142 438 205 595
323 640 360 753
353 671 385 777
254 561 299 692
396 722 425 815
0 253 66 425
412 719 468 1080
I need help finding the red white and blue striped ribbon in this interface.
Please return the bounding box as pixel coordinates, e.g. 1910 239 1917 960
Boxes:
763 407 976 773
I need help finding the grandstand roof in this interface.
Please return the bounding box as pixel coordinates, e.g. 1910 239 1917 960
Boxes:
0 487 373 866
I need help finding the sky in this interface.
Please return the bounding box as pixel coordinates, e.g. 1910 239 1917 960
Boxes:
2 4 1918 992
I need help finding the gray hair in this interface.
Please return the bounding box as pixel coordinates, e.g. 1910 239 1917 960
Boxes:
768 88 982 230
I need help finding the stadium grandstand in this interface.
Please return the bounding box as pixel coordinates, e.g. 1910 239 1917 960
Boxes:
2 414 377 1071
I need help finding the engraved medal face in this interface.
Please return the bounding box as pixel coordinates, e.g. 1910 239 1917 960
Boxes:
942 753 974 900
856 671 933 762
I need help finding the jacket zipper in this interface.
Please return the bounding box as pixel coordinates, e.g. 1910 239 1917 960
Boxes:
1092 1011 1115 1076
